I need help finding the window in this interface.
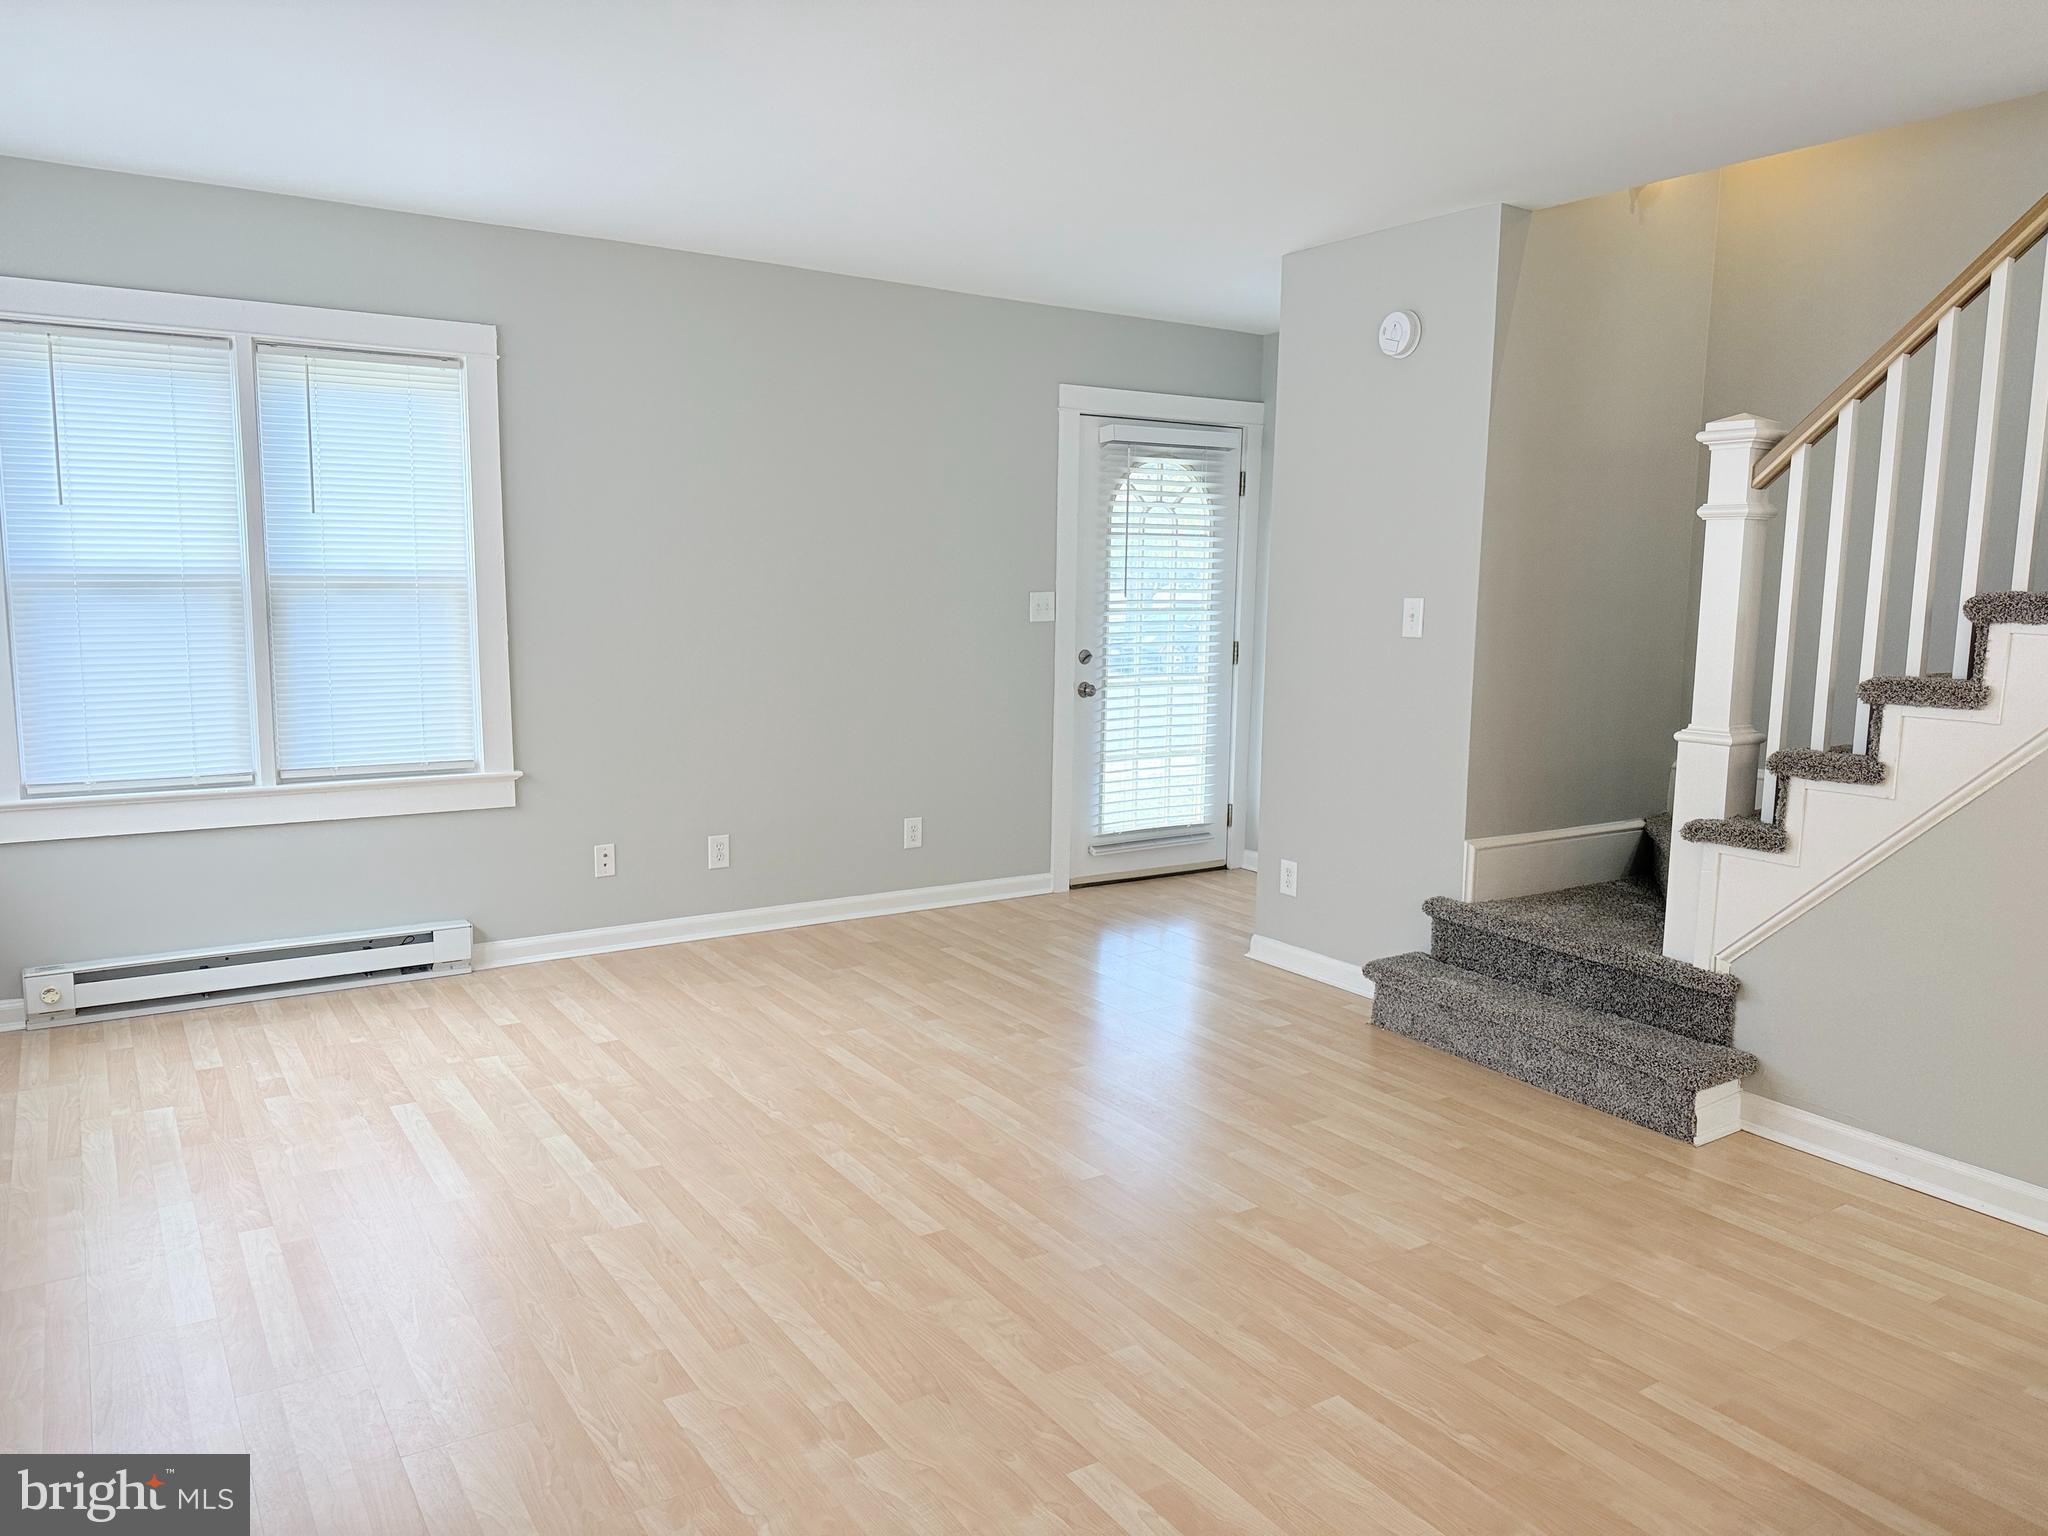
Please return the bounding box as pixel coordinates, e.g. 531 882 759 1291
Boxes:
1094 445 1235 841
0 278 515 843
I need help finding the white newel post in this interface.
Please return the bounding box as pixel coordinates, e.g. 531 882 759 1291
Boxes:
1664 415 1785 964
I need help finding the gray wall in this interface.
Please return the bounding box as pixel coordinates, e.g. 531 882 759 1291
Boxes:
1704 92 2048 744
1253 205 1510 964
1732 749 2048 1188
1468 176 1722 837
1705 89 2048 429
0 156 1261 983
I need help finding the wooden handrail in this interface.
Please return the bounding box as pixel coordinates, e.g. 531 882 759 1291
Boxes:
1751 188 2048 489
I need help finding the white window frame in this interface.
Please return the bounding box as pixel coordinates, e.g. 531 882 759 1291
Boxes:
0 275 518 844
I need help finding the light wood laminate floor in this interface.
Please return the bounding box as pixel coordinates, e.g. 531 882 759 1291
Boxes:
4 870 2046 1534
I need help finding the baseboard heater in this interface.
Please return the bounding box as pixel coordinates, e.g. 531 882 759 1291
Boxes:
22 921 473 1028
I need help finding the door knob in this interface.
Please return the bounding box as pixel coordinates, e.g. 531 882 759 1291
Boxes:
1075 681 1097 698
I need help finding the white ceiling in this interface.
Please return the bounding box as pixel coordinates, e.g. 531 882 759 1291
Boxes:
6 1 2048 332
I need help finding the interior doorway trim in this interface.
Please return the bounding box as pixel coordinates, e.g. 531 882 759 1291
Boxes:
1051 384 1267 891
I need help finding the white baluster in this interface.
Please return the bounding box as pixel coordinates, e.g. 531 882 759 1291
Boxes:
1666 414 1784 965
1905 309 1960 675
1854 358 1909 751
1954 257 2015 673
2014 261 2048 589
1760 445 1811 823
1810 399 1860 749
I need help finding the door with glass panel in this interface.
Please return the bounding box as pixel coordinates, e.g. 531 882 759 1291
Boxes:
1069 418 1242 883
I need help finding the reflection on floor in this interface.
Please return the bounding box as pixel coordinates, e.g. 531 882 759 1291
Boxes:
4 869 2046 1533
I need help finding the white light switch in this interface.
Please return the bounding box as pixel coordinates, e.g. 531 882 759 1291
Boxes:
1029 591 1055 623
1401 597 1425 638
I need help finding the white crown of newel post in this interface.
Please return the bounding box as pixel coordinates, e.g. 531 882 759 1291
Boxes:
1696 415 1787 518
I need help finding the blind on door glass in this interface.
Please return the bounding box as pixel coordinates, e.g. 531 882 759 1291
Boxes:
256 346 479 779
1093 442 1233 843
0 325 253 794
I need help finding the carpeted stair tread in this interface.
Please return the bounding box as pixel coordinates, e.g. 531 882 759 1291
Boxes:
1643 812 1672 895
1365 953 1756 1090
1364 953 1757 1141
1424 881 1734 1000
1765 746 1885 785
1962 590 2048 627
1857 674 1990 710
1425 880 1736 1044
1680 814 1787 853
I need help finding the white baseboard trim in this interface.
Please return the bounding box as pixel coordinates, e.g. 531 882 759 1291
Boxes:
0 997 23 1033
1245 934 1374 999
1742 1094 2048 1238
474 872 1055 971
1238 849 1259 872
1462 817 1646 903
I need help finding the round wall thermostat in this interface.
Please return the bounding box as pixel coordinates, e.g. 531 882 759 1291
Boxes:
1377 309 1421 359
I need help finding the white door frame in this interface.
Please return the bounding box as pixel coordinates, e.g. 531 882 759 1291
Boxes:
1051 384 1267 891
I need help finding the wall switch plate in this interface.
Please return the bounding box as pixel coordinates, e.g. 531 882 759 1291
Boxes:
903 816 923 849
1402 598 1425 638
1029 590 1055 623
707 833 730 870
1279 858 1298 897
592 843 615 878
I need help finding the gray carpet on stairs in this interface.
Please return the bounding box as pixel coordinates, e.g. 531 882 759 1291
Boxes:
1765 745 1886 784
1962 590 2048 627
1857 674 1991 754
1857 674 1989 709
1364 952 1757 1141
1680 590 2047 848
1365 592 2048 1141
1425 880 1735 1043
1680 814 1788 852
1963 591 2047 679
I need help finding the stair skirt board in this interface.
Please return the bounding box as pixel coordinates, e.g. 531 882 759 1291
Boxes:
1460 818 1646 904
1742 1095 2048 1238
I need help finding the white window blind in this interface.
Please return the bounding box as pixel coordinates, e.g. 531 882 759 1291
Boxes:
256 346 480 779
1094 444 1233 841
0 325 253 794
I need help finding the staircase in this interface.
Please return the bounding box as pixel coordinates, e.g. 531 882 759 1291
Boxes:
1365 816 1757 1144
1360 189 2048 1146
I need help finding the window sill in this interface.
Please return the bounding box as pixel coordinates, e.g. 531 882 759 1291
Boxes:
0 769 520 845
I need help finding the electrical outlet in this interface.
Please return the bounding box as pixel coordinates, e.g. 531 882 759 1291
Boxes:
592 842 615 878
1401 597 1425 638
903 816 923 849
707 833 730 870
1028 590 1055 623
1279 858 1298 897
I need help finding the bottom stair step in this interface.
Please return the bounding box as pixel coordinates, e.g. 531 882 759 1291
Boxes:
1362 952 1758 1143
